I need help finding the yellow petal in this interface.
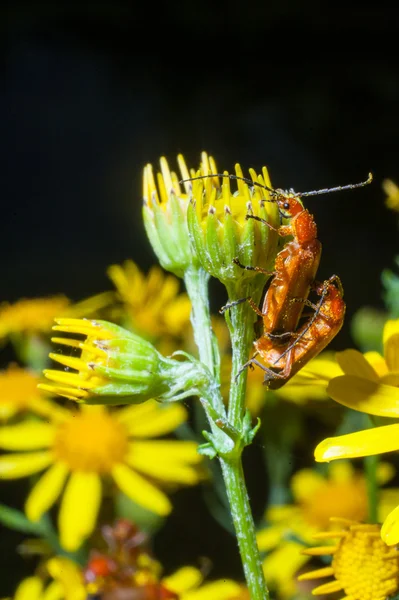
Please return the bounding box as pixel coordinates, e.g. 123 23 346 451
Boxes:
181 580 243 600
111 463 171 516
291 468 325 502
120 402 187 437
0 451 52 478
46 557 86 600
280 353 343 397
128 441 201 463
384 330 399 372
162 567 203 594
0 422 55 450
364 351 389 377
383 318 399 345
328 460 354 483
125 451 200 485
257 524 287 552
381 504 399 545
58 471 102 551
379 489 399 522
315 423 399 461
26 462 69 521
14 577 43 600
42 581 64 600
336 349 379 381
327 375 399 417
262 541 309 595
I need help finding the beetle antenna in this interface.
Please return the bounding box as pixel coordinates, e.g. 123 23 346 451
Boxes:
297 173 373 198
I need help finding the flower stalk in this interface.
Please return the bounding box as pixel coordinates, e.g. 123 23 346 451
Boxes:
183 266 269 599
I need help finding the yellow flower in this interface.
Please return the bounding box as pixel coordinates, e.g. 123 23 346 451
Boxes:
6 557 85 600
383 178 399 212
311 319 399 544
107 259 191 339
298 519 399 600
0 296 70 340
257 462 395 598
0 400 202 550
0 364 55 420
40 318 210 405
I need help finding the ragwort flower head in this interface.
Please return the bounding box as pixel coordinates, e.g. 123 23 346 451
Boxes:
256 461 393 599
312 319 399 544
299 519 399 600
40 318 210 405
0 400 203 550
186 153 280 288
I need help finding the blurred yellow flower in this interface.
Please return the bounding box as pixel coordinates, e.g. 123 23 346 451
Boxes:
257 461 396 598
0 296 70 340
107 259 191 339
0 400 202 551
298 519 399 600
0 364 55 420
5 557 85 600
383 178 399 212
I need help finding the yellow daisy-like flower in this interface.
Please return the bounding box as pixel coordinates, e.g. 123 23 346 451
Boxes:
0 364 56 420
311 319 399 544
0 296 70 340
298 519 399 600
39 318 210 405
5 557 85 600
107 259 191 339
257 461 396 599
0 400 202 551
383 178 399 212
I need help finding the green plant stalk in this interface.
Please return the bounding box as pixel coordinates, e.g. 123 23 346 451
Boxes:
185 268 268 599
219 455 268 599
365 454 378 524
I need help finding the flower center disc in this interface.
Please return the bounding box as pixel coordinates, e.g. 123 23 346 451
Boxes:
333 527 399 600
54 411 128 472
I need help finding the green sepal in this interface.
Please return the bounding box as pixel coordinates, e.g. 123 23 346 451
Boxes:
198 440 218 459
187 201 211 270
205 209 224 274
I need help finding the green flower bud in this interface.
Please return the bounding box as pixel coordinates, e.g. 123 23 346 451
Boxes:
40 318 212 405
186 160 280 288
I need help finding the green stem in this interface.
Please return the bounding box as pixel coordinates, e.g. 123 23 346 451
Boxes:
365 454 378 523
225 282 263 428
184 265 224 414
184 271 268 599
220 456 268 599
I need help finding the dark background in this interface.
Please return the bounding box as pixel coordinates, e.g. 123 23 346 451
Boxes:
3 0 399 594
